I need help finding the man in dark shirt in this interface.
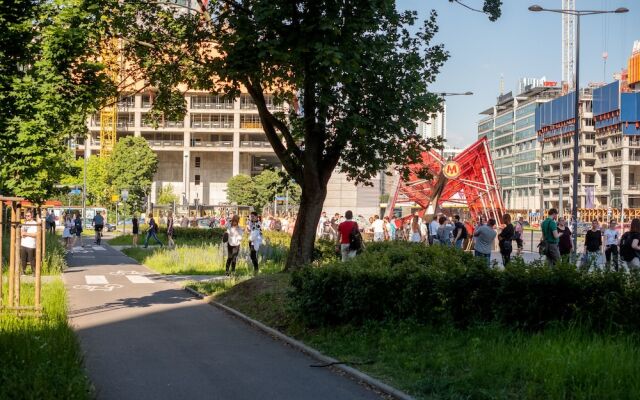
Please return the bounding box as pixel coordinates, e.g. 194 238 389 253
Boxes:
583 220 602 270
452 215 468 249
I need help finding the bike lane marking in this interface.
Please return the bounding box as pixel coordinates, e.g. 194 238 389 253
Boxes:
85 275 109 285
125 275 154 284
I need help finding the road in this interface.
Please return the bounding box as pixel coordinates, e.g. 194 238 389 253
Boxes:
63 244 382 400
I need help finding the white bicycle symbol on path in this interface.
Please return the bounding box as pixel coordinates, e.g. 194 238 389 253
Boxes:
73 284 124 292
110 270 150 276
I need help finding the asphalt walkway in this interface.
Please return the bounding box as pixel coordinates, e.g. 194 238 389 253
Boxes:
63 244 381 400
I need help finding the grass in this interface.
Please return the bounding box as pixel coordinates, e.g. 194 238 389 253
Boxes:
123 243 286 275
0 279 92 400
196 274 640 400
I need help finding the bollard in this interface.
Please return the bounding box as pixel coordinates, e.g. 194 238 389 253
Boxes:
530 229 534 253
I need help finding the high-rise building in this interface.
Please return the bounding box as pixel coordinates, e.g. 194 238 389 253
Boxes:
417 107 445 141
478 85 563 214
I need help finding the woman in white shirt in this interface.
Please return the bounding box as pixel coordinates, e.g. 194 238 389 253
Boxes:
62 213 74 249
247 212 263 273
225 215 244 275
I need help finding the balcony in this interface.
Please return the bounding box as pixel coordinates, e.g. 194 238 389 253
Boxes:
191 140 233 148
149 140 183 148
240 141 271 148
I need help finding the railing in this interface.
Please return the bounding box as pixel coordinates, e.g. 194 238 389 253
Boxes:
191 141 233 148
240 141 271 148
148 140 183 148
240 122 262 129
628 184 640 191
191 122 233 129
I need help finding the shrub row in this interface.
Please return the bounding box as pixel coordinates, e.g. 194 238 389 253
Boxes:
289 242 640 331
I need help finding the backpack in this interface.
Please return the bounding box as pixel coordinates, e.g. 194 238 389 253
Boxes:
538 220 550 256
620 232 636 262
348 223 363 252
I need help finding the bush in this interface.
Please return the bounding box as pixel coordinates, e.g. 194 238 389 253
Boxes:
289 242 640 331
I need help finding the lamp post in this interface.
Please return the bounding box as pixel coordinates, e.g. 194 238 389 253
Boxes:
438 92 473 158
528 5 628 256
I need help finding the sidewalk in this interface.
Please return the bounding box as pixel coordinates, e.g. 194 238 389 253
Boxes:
63 244 381 400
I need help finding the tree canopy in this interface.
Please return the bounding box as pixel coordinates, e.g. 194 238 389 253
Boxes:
108 136 158 211
0 0 110 202
105 0 501 268
226 170 301 212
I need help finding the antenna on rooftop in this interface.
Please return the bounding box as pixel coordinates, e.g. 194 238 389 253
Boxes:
499 74 504 95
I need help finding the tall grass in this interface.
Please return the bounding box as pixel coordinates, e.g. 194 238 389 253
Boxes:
123 243 287 275
0 279 92 399
304 321 640 400
2 233 65 275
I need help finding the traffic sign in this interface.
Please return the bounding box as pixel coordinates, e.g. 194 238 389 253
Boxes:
70 189 81 195
121 189 129 201
111 194 120 202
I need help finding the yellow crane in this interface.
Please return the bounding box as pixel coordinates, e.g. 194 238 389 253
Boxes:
99 39 120 157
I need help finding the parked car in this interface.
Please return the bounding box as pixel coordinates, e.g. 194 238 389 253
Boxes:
105 223 117 232
196 217 212 229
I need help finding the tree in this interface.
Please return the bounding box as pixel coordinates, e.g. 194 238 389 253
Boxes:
157 183 179 206
253 169 301 213
0 0 111 202
86 156 113 206
226 174 256 208
108 137 158 210
110 1 501 269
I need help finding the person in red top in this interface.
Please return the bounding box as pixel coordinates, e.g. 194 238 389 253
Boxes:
337 210 358 262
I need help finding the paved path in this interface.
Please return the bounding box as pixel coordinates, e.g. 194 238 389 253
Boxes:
63 244 381 400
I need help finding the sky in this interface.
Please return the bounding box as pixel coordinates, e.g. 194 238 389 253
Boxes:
396 0 640 148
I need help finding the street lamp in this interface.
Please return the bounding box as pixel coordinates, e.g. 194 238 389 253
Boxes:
438 92 473 158
528 4 628 256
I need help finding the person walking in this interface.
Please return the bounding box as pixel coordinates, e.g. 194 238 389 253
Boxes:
473 218 497 267
167 211 175 248
452 215 468 249
62 213 73 249
541 208 561 266
143 213 163 248
92 211 104 245
384 216 396 241
247 211 262 273
337 210 359 261
557 218 573 259
225 215 243 275
514 216 525 256
604 220 620 271
73 212 83 247
46 210 56 234
20 210 39 275
583 220 603 270
498 214 515 266
132 215 139 247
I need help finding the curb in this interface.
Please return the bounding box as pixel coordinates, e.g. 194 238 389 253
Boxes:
183 286 415 400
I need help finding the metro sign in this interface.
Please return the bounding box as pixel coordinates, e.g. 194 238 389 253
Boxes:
443 161 461 179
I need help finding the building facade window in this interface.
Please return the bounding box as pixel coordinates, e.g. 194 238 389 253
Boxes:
195 174 201 185
190 113 234 129
195 157 201 168
240 114 262 129
190 95 234 109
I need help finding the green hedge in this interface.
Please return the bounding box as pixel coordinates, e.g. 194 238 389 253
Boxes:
289 242 640 331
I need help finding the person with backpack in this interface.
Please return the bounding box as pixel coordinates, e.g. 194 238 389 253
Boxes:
143 213 163 248
603 220 620 271
452 214 468 249
337 210 360 261
541 208 561 266
620 218 640 270
73 212 83 247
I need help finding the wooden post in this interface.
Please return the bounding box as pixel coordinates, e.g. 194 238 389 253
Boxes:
8 203 16 307
35 220 43 309
0 202 3 305
13 206 21 307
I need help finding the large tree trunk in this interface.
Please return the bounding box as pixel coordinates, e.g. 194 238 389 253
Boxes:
285 182 327 271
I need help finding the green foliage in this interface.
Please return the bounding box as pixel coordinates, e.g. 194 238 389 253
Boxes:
290 242 640 331
0 279 92 399
0 0 111 202
86 156 113 206
226 174 255 207
157 183 178 206
226 171 300 212
108 136 158 209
